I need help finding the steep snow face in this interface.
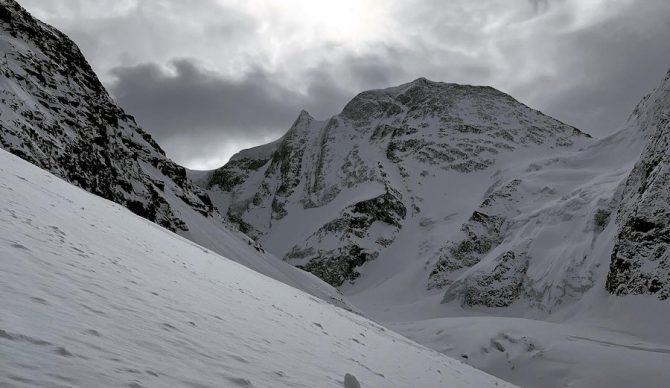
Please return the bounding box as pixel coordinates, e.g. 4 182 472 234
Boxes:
606 69 670 299
207 78 592 288
432 68 670 313
0 149 516 388
0 0 349 306
435 69 670 310
359 71 670 388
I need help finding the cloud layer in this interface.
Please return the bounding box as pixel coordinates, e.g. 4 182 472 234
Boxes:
21 0 670 169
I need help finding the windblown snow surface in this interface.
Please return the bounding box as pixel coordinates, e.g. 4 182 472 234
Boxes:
0 149 516 388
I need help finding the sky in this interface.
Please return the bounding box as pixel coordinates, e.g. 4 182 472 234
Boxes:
21 0 670 170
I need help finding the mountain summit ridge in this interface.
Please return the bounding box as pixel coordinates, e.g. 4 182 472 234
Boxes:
204 75 593 288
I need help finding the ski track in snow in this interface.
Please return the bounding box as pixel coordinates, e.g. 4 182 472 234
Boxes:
0 149 516 388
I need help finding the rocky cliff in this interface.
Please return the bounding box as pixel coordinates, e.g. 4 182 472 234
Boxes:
606 69 670 300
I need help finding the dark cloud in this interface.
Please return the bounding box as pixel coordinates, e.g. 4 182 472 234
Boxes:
109 53 403 168
111 60 296 138
500 0 670 134
109 60 303 168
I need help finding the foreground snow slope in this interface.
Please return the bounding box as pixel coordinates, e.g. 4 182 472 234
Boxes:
0 149 515 388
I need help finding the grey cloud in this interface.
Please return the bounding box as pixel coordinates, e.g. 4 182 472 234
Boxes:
22 0 670 166
111 60 295 135
528 0 559 15
21 0 258 81
389 0 670 136
511 0 670 134
109 59 303 167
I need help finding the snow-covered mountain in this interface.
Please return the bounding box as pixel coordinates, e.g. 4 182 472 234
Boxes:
2 0 669 386
431 68 670 312
0 148 516 388
381 70 670 388
205 78 592 290
0 0 349 307
204 65 669 313
201 66 670 387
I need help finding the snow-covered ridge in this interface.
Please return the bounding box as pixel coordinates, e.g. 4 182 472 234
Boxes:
205 63 670 311
432 67 670 311
0 148 516 388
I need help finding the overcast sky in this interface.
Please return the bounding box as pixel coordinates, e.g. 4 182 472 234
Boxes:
21 0 670 169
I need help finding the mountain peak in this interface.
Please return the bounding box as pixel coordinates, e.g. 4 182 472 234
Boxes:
208 74 592 286
339 77 566 135
295 109 314 122
409 76 430 86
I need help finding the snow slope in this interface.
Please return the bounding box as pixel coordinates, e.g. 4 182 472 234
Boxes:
0 0 350 308
0 148 516 388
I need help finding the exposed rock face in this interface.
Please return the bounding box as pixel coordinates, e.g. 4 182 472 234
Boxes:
606 69 670 300
428 179 520 289
0 0 212 231
286 189 407 285
442 251 530 307
206 76 590 287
